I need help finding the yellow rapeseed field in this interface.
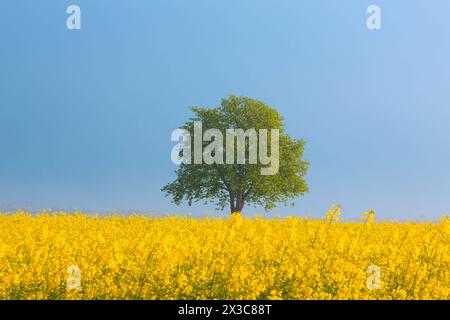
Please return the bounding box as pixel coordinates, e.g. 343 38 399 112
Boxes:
0 207 449 300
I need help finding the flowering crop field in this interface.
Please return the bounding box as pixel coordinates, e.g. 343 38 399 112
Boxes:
0 209 449 300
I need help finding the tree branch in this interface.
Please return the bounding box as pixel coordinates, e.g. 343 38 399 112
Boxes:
214 164 231 193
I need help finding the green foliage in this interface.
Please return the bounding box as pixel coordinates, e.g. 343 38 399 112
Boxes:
162 95 309 213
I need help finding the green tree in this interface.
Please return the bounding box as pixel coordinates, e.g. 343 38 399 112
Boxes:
162 95 309 214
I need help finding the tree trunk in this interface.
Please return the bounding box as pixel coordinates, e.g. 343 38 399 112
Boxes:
236 193 244 212
230 192 236 213
230 192 244 214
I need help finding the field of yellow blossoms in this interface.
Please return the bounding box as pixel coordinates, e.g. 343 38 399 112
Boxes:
0 207 449 300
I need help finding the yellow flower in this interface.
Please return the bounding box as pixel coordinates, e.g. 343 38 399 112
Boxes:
325 205 341 223
0 210 448 299
362 210 376 224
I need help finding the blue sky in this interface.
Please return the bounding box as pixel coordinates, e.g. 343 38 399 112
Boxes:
1 1 450 220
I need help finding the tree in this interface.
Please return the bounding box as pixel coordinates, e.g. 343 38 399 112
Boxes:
162 95 309 214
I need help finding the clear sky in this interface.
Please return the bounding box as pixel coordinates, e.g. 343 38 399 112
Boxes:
1 1 450 220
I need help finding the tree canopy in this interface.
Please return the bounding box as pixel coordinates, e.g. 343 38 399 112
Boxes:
162 95 309 213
